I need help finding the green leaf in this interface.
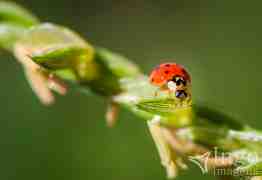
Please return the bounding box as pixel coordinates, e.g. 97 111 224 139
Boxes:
136 97 193 127
0 22 26 51
16 23 131 96
30 45 90 69
0 2 39 27
53 69 77 81
17 23 92 51
16 23 95 72
137 98 184 115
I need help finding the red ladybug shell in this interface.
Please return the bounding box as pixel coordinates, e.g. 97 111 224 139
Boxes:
149 63 191 86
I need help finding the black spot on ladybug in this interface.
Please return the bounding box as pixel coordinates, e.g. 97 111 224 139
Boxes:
164 70 169 74
165 64 171 67
151 78 154 82
176 80 182 86
171 76 186 86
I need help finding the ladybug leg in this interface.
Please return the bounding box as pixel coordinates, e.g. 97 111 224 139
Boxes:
154 85 169 97
154 90 159 97
168 89 173 97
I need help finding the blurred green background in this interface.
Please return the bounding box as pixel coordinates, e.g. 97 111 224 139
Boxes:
1 0 262 179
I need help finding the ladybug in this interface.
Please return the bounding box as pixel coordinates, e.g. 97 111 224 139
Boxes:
149 63 191 99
